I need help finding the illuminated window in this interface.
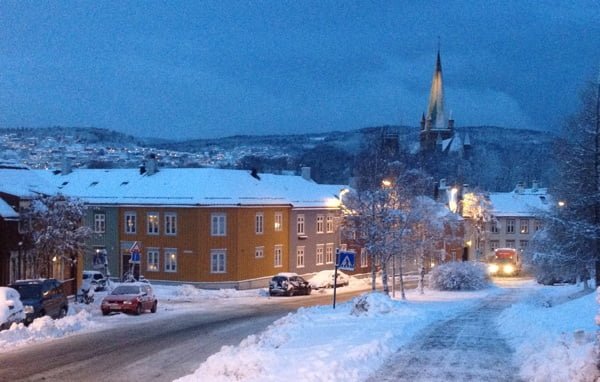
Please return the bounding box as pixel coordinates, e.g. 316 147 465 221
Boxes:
360 248 368 268
147 249 159 272
519 219 529 234
125 212 136 234
147 212 159 235
274 212 283 231
164 249 177 273
211 249 226 273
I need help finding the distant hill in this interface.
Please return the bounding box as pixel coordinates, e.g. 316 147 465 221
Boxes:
0 125 558 192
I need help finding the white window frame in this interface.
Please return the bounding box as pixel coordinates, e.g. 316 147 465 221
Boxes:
274 245 283 268
255 213 264 235
255 246 264 259
519 219 529 234
147 212 159 235
490 240 500 251
316 215 324 234
360 247 368 268
490 221 499 234
211 213 227 236
274 212 283 232
211 249 227 273
326 215 334 233
519 240 528 250
94 213 106 233
316 244 324 265
325 243 334 264
296 246 305 268
147 248 160 272
297 214 305 235
506 219 515 234
125 212 136 234
165 213 177 236
164 249 177 273
505 240 515 249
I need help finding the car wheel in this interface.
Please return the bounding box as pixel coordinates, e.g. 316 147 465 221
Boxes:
287 289 294 297
306 287 311 295
58 307 67 319
135 303 143 315
151 301 157 313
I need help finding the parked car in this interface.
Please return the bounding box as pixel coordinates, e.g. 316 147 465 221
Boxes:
9 279 69 325
82 270 108 292
308 270 350 289
269 273 312 296
0 287 25 330
101 283 158 315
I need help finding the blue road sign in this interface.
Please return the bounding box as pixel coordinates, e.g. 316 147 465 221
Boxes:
337 251 355 271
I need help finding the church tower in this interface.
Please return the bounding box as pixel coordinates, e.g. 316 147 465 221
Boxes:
420 50 455 152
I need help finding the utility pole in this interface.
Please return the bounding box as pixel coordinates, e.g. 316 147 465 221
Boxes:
595 68 600 286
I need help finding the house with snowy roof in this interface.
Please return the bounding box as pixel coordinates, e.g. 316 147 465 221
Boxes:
479 181 550 260
33 159 348 289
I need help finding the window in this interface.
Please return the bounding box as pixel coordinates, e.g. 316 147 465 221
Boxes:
316 215 324 233
316 244 324 265
125 212 136 234
147 212 159 235
94 213 106 233
325 244 334 264
519 240 529 250
297 215 305 235
165 213 177 235
505 240 515 249
506 219 515 234
360 248 368 268
326 215 334 233
255 246 264 259
255 213 264 235
519 219 529 234
164 249 177 272
340 243 347 251
274 245 283 268
534 220 542 231
274 212 283 231
490 240 500 252
147 248 159 272
296 246 305 268
490 221 499 234
211 213 226 236
211 249 226 273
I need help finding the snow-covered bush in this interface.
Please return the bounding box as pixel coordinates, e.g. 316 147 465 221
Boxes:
428 261 490 291
350 292 395 316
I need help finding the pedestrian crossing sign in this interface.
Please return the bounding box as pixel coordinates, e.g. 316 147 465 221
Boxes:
337 251 355 271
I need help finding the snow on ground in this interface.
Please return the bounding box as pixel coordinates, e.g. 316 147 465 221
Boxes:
0 277 598 382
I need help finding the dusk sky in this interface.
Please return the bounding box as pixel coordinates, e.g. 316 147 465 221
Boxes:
1 1 599 140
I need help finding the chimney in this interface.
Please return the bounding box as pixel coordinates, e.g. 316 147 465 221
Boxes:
301 166 311 181
531 180 539 192
146 154 158 175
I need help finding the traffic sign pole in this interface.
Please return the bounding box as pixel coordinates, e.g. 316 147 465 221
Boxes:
333 248 339 309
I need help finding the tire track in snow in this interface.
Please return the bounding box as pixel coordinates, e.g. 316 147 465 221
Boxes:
367 289 524 382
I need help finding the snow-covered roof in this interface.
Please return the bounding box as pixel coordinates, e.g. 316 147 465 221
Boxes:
0 198 19 219
33 168 346 208
0 167 56 197
488 187 551 217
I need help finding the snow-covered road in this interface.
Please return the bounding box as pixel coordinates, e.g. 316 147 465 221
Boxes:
366 288 526 381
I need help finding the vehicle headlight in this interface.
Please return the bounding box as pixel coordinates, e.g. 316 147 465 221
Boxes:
23 305 34 314
503 264 515 274
488 264 499 274
123 301 133 305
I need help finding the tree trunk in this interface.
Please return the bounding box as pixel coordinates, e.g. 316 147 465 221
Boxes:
370 255 377 291
398 255 406 300
381 260 389 295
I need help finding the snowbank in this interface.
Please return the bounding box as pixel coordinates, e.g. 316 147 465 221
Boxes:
497 283 599 382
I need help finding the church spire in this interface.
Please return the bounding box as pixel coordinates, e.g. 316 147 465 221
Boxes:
425 49 446 130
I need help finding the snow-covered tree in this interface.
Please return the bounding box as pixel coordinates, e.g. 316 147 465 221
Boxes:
461 190 493 261
23 194 92 278
529 78 600 287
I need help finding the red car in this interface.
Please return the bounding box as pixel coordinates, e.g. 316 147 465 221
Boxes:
101 283 158 315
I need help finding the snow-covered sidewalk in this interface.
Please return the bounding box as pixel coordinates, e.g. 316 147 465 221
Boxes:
175 279 598 382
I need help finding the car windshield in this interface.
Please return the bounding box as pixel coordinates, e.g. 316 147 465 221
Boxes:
83 273 92 279
111 285 141 295
11 285 42 300
272 276 287 283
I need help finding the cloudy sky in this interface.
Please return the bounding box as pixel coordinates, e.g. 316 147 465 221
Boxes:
1 1 599 140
